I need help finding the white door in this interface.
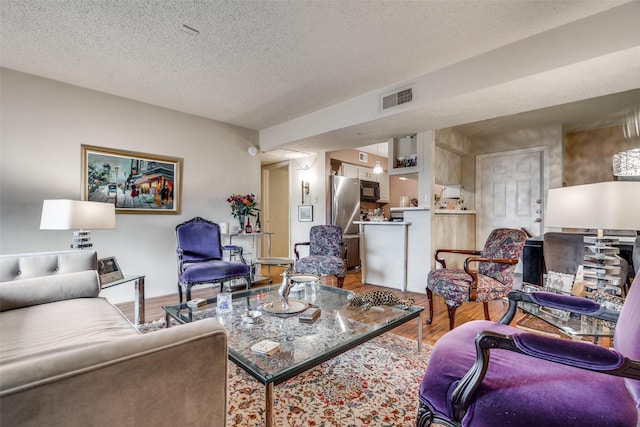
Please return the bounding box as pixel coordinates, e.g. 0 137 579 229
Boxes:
476 148 544 246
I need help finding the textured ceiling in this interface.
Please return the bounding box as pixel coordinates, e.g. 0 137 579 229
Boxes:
1 0 639 163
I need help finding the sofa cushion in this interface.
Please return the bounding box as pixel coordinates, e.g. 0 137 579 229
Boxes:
0 270 101 312
0 297 138 367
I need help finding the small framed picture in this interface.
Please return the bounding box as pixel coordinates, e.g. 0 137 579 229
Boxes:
98 256 124 285
544 271 575 294
298 205 313 222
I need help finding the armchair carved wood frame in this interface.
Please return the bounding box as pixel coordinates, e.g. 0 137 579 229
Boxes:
417 274 640 427
426 228 528 330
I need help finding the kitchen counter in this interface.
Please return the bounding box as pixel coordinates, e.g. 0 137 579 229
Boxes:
433 209 476 214
355 209 431 293
353 221 411 225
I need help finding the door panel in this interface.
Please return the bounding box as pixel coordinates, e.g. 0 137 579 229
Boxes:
478 149 543 246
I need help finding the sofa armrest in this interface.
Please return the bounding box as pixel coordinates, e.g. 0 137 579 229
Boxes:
0 270 100 312
0 318 228 427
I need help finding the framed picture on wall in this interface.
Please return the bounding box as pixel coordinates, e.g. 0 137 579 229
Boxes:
81 145 182 214
298 205 313 222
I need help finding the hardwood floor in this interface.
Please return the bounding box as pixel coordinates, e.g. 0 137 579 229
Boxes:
116 266 525 347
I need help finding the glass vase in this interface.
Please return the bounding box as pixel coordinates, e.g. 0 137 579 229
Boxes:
237 215 245 233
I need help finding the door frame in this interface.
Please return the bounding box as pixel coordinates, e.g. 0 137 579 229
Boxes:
475 146 548 245
261 161 290 258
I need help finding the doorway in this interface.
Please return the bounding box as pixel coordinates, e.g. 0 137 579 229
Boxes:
476 147 546 245
262 162 290 258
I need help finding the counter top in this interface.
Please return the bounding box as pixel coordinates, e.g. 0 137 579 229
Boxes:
354 221 412 225
389 207 430 212
433 209 476 214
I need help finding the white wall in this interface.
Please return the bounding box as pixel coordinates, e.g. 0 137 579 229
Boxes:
0 69 260 304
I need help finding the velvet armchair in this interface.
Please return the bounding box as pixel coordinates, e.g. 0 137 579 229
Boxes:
293 225 347 288
417 273 640 427
426 228 528 329
175 217 251 302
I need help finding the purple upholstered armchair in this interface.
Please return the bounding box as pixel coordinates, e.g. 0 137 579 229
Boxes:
426 228 527 329
417 273 640 427
293 225 347 288
175 217 251 302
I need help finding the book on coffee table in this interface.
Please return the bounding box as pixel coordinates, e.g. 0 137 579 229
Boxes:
250 340 280 356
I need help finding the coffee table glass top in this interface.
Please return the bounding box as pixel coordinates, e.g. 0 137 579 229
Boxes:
163 285 423 385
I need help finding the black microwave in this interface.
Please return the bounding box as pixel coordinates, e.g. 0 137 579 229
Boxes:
360 180 380 202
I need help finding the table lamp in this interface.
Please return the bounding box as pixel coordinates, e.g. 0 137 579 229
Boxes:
545 181 640 293
40 199 116 249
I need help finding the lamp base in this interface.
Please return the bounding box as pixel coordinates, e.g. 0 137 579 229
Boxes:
71 230 93 250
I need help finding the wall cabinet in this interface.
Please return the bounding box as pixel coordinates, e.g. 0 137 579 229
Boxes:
388 135 424 176
358 168 376 181
377 172 389 203
341 163 359 178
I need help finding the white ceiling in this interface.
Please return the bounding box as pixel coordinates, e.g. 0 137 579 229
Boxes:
2 0 639 164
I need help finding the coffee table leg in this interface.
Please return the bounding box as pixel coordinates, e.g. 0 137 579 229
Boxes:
134 277 145 325
417 311 423 353
265 382 274 427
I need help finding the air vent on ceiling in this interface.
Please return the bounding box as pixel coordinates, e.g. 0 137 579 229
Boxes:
381 86 414 111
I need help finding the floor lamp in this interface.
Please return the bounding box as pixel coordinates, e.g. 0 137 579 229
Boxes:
40 200 116 249
545 181 640 294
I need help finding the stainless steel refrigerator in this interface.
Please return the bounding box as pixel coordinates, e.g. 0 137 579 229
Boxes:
329 175 361 269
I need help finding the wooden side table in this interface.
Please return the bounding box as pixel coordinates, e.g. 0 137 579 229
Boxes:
101 275 146 325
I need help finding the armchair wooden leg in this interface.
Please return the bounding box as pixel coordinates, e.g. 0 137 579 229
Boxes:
482 302 490 321
446 303 458 330
178 283 184 303
426 288 433 324
337 276 345 288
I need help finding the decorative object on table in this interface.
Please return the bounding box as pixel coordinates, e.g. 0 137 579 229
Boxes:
545 182 640 295
174 217 251 303
97 256 124 285
298 205 313 222
81 145 182 214
299 307 321 323
426 227 528 330
262 266 309 314
244 217 252 233
226 193 259 233
250 339 280 356
40 199 116 250
254 212 261 232
186 298 207 309
544 271 575 294
347 290 414 310
293 225 347 288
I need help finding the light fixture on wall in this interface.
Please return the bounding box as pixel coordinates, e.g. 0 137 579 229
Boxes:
373 143 383 174
40 199 116 249
298 165 310 204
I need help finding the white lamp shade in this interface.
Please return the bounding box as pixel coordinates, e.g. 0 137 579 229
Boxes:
40 200 116 230
545 182 640 231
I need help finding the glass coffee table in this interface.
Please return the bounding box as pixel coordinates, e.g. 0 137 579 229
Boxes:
163 284 423 427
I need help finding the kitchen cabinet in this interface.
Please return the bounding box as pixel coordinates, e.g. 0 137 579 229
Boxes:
341 164 359 178
377 172 389 203
388 135 424 176
358 167 376 181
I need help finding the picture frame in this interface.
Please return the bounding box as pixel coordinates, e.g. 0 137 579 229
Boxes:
97 256 124 285
81 145 182 214
298 205 313 222
544 271 575 294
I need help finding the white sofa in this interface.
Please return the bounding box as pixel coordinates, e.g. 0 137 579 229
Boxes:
0 250 228 427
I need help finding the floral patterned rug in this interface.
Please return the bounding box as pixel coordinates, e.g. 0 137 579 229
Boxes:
139 321 431 426
227 333 430 427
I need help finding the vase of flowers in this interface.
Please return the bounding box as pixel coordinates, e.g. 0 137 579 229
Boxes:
227 193 259 233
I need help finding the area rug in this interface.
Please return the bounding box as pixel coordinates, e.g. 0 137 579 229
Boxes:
139 321 431 426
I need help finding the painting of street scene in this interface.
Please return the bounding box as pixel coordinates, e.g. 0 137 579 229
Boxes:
82 145 182 214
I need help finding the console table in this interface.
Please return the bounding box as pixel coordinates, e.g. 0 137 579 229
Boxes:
101 274 145 325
